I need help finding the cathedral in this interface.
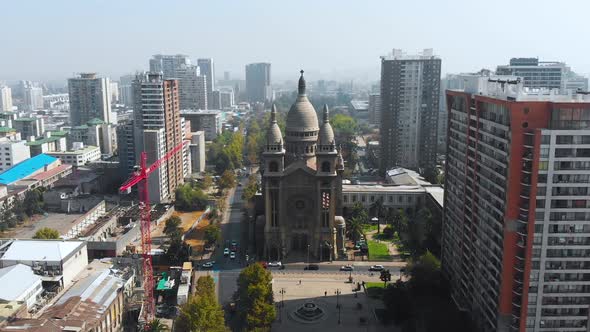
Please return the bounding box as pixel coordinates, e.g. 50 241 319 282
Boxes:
260 71 346 261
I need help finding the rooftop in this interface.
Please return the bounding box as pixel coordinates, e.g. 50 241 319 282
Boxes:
49 131 68 137
350 100 369 111
25 136 63 146
30 164 72 182
0 264 41 301
13 118 37 122
48 145 99 155
0 154 58 185
0 127 16 133
386 167 431 186
343 184 426 193
424 186 444 207
382 48 439 61
180 109 221 115
455 74 590 102
0 240 85 262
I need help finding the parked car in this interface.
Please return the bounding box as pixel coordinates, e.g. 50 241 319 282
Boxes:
268 261 282 268
340 265 354 271
202 262 214 269
304 264 319 271
223 248 230 256
230 252 236 259
368 265 384 271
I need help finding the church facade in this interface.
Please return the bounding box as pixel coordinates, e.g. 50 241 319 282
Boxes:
260 71 346 261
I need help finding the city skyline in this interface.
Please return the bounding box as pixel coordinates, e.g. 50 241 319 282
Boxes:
2 0 590 83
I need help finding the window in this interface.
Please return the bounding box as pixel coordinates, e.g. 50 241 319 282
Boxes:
321 161 330 172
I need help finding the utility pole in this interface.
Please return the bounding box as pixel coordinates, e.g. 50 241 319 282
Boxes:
307 244 311 265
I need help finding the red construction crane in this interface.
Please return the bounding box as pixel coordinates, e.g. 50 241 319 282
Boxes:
119 141 186 324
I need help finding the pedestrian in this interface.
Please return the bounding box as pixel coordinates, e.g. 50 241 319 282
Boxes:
324 291 327 297
299 279 302 285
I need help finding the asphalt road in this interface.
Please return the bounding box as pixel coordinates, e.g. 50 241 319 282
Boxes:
212 176 248 305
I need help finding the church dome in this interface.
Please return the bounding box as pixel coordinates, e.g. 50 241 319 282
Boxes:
286 71 319 132
267 105 283 145
318 104 335 145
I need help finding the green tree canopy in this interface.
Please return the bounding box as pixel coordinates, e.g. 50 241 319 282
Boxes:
175 276 227 332
23 189 44 216
236 263 276 330
32 227 60 239
219 170 236 190
203 224 221 245
175 184 209 211
146 318 168 332
242 175 259 201
163 216 181 237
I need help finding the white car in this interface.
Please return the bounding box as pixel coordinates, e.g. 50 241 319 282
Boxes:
223 248 230 256
230 252 236 259
340 265 354 271
268 261 282 268
202 262 214 269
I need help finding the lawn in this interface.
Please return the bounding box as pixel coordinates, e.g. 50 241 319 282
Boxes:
362 224 378 233
365 281 387 298
368 240 392 261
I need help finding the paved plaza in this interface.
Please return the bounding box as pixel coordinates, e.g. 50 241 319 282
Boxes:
271 273 393 332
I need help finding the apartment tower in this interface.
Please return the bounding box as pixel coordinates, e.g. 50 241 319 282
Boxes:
379 49 441 174
443 75 590 331
245 62 272 103
133 72 184 203
68 73 112 125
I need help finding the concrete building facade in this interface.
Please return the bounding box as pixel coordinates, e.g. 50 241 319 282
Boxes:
443 75 590 331
379 49 441 174
68 73 112 126
0 138 30 173
21 81 43 111
189 131 205 174
180 110 222 141
0 86 12 112
246 62 272 103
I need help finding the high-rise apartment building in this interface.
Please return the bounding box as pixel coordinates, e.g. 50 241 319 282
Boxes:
132 72 184 203
245 63 272 103
379 49 441 174
21 81 43 111
68 73 112 126
150 55 207 110
0 86 13 112
197 58 215 94
368 93 380 125
119 74 135 107
149 54 190 78
0 138 30 173
116 120 136 179
443 75 590 332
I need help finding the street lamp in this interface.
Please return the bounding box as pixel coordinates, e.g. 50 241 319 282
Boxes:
278 288 286 323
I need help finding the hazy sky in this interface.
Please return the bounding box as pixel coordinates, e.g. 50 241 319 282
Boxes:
2 0 589 83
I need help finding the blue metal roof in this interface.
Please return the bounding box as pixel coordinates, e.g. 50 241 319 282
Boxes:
0 154 58 185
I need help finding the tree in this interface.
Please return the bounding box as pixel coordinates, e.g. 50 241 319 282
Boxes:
23 189 44 216
242 175 259 201
370 197 385 234
382 281 413 324
32 227 60 239
164 216 182 238
204 224 221 245
346 216 364 242
146 319 168 332
406 251 445 296
202 174 213 190
176 276 227 332
350 202 368 224
175 184 209 211
422 167 439 185
382 224 395 238
219 170 236 190
236 263 276 331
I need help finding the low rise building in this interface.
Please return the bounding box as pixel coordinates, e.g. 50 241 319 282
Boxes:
13 117 44 139
68 118 116 156
0 240 88 288
0 127 19 139
180 110 222 140
350 100 369 124
0 138 30 173
0 260 128 332
0 154 59 186
0 264 43 309
25 132 67 156
47 143 101 166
